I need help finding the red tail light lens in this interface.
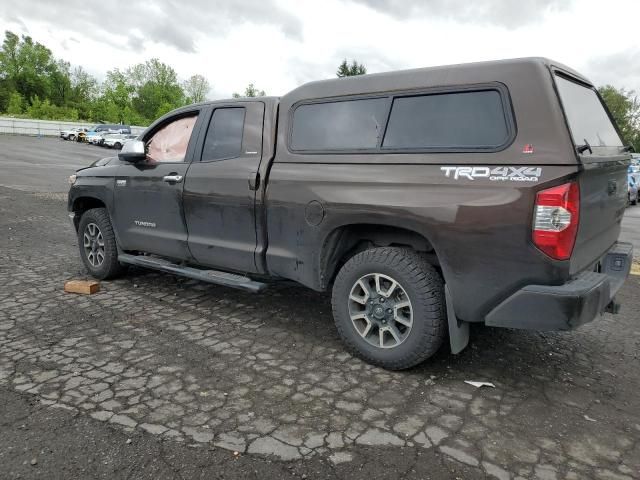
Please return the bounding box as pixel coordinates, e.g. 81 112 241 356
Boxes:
532 182 580 260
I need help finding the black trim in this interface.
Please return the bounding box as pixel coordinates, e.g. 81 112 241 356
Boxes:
287 82 517 155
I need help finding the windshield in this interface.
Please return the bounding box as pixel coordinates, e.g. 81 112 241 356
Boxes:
555 75 623 148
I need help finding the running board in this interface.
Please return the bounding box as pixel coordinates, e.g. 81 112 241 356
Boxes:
118 254 267 293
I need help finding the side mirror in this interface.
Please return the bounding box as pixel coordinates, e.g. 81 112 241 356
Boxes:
118 140 146 163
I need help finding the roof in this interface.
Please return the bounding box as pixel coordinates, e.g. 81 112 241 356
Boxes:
281 57 590 105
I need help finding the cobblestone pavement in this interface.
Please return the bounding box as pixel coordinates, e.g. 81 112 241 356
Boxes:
1 186 639 480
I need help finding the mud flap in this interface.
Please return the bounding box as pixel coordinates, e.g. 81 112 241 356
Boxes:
446 284 469 354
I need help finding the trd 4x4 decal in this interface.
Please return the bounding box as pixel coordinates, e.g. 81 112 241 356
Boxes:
440 166 542 182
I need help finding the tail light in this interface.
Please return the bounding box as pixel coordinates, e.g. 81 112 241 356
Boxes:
532 181 580 260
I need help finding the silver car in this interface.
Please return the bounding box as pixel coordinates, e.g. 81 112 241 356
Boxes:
103 134 137 149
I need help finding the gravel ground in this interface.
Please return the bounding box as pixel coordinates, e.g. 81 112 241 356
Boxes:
1 136 639 479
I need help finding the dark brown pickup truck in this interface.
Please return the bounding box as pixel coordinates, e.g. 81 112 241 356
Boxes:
68 57 633 370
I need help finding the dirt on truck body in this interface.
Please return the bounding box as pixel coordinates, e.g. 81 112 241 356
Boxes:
68 57 633 370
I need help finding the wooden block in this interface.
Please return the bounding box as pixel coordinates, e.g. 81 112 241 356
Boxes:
64 280 100 295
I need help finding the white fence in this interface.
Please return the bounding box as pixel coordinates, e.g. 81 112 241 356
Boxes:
0 116 146 137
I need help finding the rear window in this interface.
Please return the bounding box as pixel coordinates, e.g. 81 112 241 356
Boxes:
555 75 623 148
383 90 509 149
290 98 388 151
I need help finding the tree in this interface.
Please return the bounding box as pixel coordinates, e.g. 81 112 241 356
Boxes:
0 31 61 106
6 91 23 115
183 74 210 104
598 85 640 151
48 59 71 106
69 66 97 119
128 58 184 121
336 59 367 77
232 83 266 98
99 68 134 123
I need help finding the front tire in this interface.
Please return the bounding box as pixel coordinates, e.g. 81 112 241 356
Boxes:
332 247 446 370
77 208 124 280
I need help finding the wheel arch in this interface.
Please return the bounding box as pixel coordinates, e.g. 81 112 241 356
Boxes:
70 196 107 230
319 223 441 290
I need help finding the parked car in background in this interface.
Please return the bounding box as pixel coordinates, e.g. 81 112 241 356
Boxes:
629 174 638 205
103 134 137 149
88 132 110 145
60 127 87 141
629 164 640 187
85 124 132 144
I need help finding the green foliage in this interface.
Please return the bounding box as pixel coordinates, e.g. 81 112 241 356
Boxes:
6 91 23 115
598 85 640 151
26 96 79 121
232 83 266 98
0 30 212 125
336 59 367 77
128 59 184 120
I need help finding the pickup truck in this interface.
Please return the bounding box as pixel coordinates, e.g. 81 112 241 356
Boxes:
68 58 633 370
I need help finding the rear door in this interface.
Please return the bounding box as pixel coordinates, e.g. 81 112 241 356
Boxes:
112 111 203 260
554 73 629 273
183 101 265 273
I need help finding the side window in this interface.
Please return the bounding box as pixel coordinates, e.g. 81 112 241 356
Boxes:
382 90 510 149
290 98 387 151
146 115 198 163
201 108 245 161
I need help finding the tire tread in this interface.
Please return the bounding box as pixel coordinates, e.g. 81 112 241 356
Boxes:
332 247 446 370
78 208 124 280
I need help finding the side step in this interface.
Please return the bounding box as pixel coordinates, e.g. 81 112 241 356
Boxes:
118 254 268 293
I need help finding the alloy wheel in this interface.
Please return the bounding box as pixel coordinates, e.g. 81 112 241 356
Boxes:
83 222 105 268
348 273 413 349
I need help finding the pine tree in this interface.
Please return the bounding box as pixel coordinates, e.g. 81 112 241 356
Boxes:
232 83 266 98
337 59 367 77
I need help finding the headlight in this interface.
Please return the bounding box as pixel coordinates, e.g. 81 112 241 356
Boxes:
68 174 77 185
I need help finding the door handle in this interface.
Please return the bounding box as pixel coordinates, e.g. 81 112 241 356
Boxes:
163 174 183 183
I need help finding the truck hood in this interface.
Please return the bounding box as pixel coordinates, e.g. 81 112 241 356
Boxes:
78 156 118 172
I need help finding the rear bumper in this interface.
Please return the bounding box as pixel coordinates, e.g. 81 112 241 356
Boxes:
485 242 633 330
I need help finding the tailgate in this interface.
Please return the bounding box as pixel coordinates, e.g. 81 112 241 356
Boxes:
571 157 628 274
553 72 630 274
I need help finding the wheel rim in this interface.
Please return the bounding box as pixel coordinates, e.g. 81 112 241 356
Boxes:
348 273 413 349
83 222 105 268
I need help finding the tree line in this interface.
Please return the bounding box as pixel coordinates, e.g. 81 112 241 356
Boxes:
1 28 638 151
0 30 216 126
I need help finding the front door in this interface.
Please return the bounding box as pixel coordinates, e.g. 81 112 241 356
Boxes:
183 101 265 273
113 111 203 260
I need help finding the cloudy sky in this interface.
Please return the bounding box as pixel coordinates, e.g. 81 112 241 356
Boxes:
1 0 639 99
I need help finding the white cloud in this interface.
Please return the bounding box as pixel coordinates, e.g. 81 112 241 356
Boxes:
1 0 639 98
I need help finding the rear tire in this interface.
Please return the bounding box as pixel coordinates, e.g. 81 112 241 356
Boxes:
77 208 124 280
331 247 446 370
